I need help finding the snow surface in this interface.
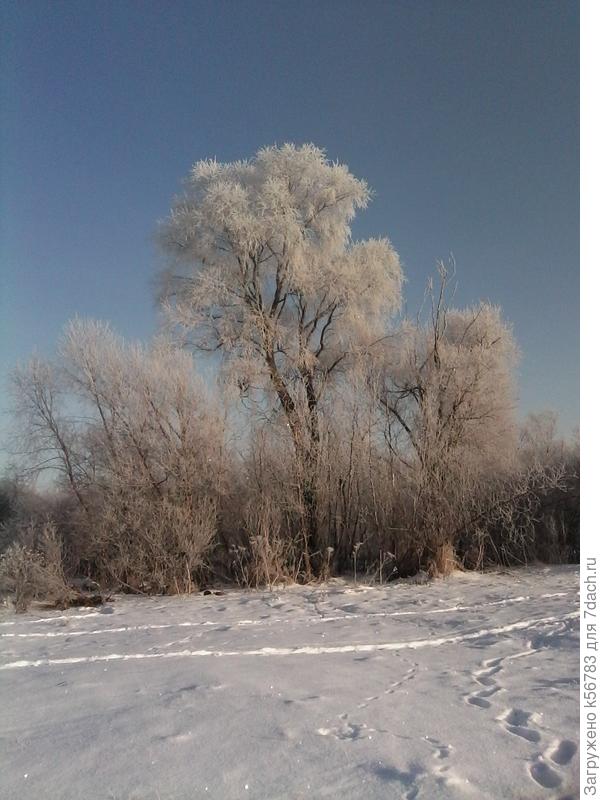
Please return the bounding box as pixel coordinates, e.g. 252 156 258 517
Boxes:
0 565 579 799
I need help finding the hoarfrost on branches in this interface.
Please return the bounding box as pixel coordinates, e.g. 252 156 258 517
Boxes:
159 143 403 416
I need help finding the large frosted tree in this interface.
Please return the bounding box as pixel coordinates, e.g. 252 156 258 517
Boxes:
158 144 403 568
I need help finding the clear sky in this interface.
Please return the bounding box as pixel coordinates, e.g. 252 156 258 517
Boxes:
1 0 579 448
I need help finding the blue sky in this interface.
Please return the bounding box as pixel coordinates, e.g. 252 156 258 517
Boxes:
1 0 579 447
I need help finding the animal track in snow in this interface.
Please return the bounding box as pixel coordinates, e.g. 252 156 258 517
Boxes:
429 740 450 760
318 665 418 746
356 665 417 708
420 735 473 793
363 760 426 800
317 713 369 741
423 735 451 762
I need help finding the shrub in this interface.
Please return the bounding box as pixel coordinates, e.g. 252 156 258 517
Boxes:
0 520 72 612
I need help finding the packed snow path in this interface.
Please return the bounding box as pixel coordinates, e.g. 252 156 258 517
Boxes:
0 566 579 799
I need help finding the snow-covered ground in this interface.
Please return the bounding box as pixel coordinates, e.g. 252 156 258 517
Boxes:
0 565 579 800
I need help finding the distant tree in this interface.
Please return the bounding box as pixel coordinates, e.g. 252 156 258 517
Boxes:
158 144 403 572
519 410 564 467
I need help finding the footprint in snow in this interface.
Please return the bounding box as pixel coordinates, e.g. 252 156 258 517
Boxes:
466 655 505 709
499 708 542 743
529 758 563 789
474 663 502 686
467 695 491 709
549 738 577 766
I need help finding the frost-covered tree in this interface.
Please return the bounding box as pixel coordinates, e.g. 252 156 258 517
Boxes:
159 144 403 568
11 319 226 592
376 264 518 473
374 264 520 571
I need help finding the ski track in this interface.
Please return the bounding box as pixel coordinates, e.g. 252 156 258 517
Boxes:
0 590 573 638
0 611 579 670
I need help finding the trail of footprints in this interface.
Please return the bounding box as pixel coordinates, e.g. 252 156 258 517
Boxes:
317 665 462 799
357 665 418 709
317 665 419 740
466 653 577 794
316 633 576 797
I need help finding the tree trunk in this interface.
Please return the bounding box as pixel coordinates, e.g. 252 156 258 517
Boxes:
265 351 321 578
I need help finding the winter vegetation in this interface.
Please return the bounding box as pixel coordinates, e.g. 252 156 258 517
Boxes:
0 145 579 610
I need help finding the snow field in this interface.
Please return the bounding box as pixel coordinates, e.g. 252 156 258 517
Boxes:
0 565 579 799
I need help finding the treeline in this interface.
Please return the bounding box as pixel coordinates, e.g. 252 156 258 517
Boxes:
0 294 578 610
0 145 579 610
